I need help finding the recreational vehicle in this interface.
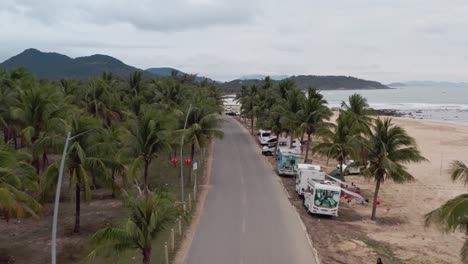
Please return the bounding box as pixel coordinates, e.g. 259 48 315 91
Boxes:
277 148 302 176
295 164 324 196
257 129 274 145
261 137 301 155
303 180 341 216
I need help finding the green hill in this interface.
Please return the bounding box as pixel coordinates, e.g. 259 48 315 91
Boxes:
0 48 143 80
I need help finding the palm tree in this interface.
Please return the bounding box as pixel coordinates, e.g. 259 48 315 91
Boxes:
425 160 468 263
0 146 42 221
280 87 306 148
314 114 358 177
184 106 224 181
341 93 373 134
236 85 258 135
43 115 103 233
87 191 182 264
362 118 426 220
125 109 172 187
298 88 332 163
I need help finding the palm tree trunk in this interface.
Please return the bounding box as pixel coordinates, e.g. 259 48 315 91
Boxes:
12 129 17 149
189 142 195 184
250 115 254 135
274 137 280 159
2 128 8 144
371 176 382 220
289 133 294 149
144 159 149 187
304 133 312 163
142 246 151 264
340 159 344 178
42 152 48 173
74 174 81 233
111 169 116 198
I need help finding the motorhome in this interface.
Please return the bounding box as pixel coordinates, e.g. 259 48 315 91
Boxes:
277 148 302 176
257 129 274 145
295 164 324 196
261 137 301 155
303 177 366 217
303 180 341 216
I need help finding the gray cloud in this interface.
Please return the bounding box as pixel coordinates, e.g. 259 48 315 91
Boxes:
1 0 468 82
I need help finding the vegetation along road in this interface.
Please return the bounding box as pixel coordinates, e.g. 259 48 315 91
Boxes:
186 117 317 264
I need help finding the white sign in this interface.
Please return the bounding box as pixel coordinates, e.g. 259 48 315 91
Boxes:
192 161 198 171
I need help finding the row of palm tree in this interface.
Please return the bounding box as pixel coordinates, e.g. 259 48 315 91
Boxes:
0 67 224 263
236 78 426 219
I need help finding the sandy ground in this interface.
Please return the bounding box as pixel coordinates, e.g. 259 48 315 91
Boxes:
237 116 467 264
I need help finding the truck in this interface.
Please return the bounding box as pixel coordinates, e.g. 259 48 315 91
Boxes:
277 148 302 176
295 164 324 196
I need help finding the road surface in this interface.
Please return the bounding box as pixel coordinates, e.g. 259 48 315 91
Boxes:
186 117 317 264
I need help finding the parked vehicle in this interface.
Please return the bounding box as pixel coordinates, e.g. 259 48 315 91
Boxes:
261 137 301 155
303 177 366 217
336 160 367 175
295 164 324 196
277 148 302 176
257 129 274 145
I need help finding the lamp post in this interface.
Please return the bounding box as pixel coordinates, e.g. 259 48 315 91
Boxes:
51 129 94 264
180 104 192 204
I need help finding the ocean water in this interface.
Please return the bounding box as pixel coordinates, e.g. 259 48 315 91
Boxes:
321 86 468 124
224 86 468 124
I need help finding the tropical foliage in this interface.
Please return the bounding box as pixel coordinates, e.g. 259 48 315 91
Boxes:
425 160 468 263
0 67 223 262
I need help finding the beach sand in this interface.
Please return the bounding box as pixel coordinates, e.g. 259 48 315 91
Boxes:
350 117 467 263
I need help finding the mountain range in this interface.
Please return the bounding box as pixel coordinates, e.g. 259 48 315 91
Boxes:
0 48 390 91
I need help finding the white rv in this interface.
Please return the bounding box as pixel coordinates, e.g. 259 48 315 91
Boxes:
304 180 341 216
261 137 301 155
303 176 366 217
295 164 324 196
257 129 274 145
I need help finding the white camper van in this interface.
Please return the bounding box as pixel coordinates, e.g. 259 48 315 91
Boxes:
295 164 324 196
261 137 301 155
303 180 341 216
257 130 274 145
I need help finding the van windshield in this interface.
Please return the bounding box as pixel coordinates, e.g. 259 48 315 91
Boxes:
313 189 339 209
262 133 271 137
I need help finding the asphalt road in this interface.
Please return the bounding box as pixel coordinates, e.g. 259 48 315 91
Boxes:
186 117 317 264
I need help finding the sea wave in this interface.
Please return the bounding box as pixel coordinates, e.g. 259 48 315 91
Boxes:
329 102 468 111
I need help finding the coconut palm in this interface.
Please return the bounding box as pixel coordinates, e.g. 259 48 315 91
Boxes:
87 191 181 264
42 115 103 233
236 85 259 135
314 114 358 177
125 109 172 187
184 106 224 180
425 160 468 263
0 146 42 221
280 87 306 148
298 88 332 163
362 118 426 220
341 93 373 134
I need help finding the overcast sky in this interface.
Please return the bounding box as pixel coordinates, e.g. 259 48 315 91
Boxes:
1 0 468 82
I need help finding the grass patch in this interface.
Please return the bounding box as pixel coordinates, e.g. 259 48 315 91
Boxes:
364 240 405 264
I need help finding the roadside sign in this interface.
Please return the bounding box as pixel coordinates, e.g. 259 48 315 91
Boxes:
193 161 198 171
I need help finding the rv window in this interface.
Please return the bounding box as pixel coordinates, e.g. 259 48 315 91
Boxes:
279 142 287 147
314 190 339 209
262 133 271 137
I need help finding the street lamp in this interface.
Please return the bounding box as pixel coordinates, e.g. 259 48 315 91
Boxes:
180 104 192 205
51 129 94 264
